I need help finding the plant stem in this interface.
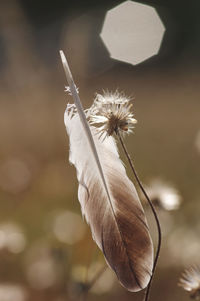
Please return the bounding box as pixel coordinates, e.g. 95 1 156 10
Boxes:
81 265 107 301
116 130 162 301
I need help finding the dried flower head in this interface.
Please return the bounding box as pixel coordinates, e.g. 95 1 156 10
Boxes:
89 91 137 137
179 265 200 299
146 179 182 211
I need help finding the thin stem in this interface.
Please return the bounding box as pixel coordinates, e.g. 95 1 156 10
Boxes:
81 265 107 301
87 265 108 291
116 131 162 301
83 237 96 285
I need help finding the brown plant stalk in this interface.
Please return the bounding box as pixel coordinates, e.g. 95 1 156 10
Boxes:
116 130 162 301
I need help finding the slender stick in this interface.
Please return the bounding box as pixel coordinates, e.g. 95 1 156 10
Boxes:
81 240 107 301
81 265 107 301
116 131 161 301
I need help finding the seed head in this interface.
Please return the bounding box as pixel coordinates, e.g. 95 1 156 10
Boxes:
146 179 182 211
179 265 200 299
89 91 137 137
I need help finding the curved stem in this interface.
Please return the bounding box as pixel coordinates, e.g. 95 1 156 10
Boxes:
116 131 161 301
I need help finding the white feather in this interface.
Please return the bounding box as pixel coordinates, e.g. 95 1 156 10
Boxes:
60 50 153 292
64 106 153 292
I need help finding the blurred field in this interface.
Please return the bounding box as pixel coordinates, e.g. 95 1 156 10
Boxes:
0 1 200 300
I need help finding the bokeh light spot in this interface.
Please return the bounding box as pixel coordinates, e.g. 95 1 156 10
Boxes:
101 0 165 65
0 222 26 254
53 210 86 245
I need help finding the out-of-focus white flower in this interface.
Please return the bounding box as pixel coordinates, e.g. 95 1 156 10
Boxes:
179 265 200 299
89 91 137 137
0 283 27 301
0 222 26 253
52 210 86 245
146 179 182 211
26 257 57 289
25 241 61 290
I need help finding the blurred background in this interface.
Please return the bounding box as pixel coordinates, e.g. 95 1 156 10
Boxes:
0 0 200 300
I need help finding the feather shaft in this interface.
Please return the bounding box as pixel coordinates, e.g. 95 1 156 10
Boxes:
59 50 114 215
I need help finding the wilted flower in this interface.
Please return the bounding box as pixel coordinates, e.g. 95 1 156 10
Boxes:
89 91 137 137
146 179 182 211
179 265 200 299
